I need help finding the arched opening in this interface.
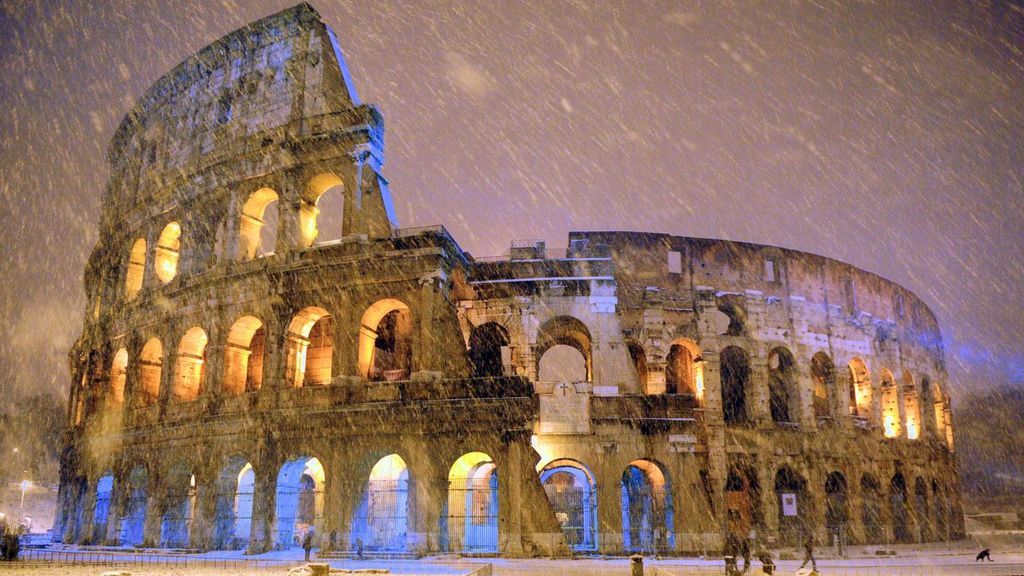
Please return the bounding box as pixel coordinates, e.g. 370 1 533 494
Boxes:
720 346 751 425
774 467 807 547
352 454 411 552
92 472 114 542
768 347 800 426
620 459 674 554
359 299 412 381
154 222 181 284
903 372 921 440
860 474 883 543
914 477 930 542
717 298 747 336
725 466 759 540
825 472 848 546
224 316 265 396
108 348 128 407
811 352 836 423
666 339 702 397
891 472 912 543
627 343 649 392
540 459 598 552
847 358 872 420
212 458 254 550
173 327 208 401
287 307 333 387
275 456 325 549
125 238 146 299
160 463 196 548
880 370 901 438
119 465 148 546
536 316 593 383
299 173 345 248
469 323 510 378
139 338 163 405
239 187 279 260
446 452 498 553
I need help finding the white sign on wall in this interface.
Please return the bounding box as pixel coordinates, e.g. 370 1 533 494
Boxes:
781 493 798 517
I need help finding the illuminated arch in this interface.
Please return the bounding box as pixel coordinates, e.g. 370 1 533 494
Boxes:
621 459 674 553
224 316 265 395
359 299 412 380
666 338 703 399
239 188 279 260
446 452 498 553
125 238 146 299
154 222 181 284
275 456 325 549
108 347 128 406
299 172 344 248
352 454 411 551
540 459 598 551
287 307 333 387
119 465 148 546
212 457 255 550
536 316 592 383
880 369 901 438
139 338 163 405
847 358 872 419
173 327 208 401
902 372 921 440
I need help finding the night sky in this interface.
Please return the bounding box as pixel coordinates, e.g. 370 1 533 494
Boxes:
1 0 1021 405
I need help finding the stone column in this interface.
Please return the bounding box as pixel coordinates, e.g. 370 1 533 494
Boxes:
595 452 624 555
248 463 278 553
748 353 771 427
413 276 437 377
406 448 445 555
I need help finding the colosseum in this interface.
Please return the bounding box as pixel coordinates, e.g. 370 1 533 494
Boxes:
55 3 964 558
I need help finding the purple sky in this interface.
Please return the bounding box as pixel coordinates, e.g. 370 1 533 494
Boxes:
0 0 1021 404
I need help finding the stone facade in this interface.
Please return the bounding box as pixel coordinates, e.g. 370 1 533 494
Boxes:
56 3 964 557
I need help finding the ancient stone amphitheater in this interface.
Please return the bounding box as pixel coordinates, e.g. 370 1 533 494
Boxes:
56 3 964 557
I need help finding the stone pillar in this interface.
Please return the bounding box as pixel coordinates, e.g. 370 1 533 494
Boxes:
332 302 356 379
275 174 302 257
794 364 817 429
748 353 771 427
142 481 163 548
248 463 277 553
595 453 624 555
413 276 437 377
406 449 445 555
190 472 217 550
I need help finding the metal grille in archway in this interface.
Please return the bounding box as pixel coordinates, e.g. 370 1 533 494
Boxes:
213 465 255 550
352 478 411 551
543 483 597 552
446 474 499 553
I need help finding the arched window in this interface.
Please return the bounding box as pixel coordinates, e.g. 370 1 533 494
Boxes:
880 370 901 438
139 338 163 405
92 472 114 541
108 347 128 407
286 307 333 387
352 454 411 552
902 372 921 440
536 316 592 383
861 474 883 542
811 352 836 422
359 299 412 381
540 459 598 552
468 322 510 378
212 458 254 550
725 467 759 540
627 343 649 393
275 456 325 549
447 452 498 553
825 472 848 539
299 173 345 248
119 465 148 546
847 358 872 420
173 327 208 401
154 222 181 284
238 188 279 260
666 339 702 398
720 346 751 425
774 467 808 546
890 472 912 543
125 238 146 299
620 459 674 553
768 347 800 426
224 316 265 395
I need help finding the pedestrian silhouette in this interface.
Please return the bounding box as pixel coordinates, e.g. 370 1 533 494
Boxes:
302 530 314 561
976 548 993 562
799 530 817 571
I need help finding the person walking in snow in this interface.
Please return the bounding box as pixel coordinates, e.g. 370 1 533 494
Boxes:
302 529 314 561
799 529 817 572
